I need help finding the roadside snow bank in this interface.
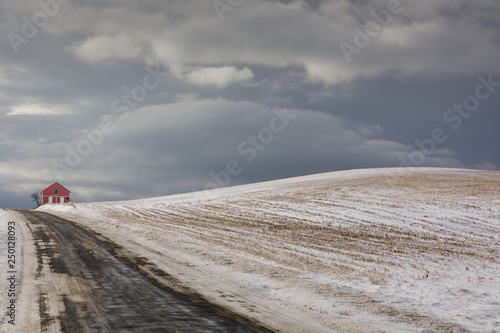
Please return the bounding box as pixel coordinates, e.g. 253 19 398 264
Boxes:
0 210 40 333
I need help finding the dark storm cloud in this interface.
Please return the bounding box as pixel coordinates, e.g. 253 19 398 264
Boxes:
0 0 498 208
51 98 465 205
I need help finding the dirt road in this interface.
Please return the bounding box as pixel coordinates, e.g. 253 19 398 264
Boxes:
20 210 272 332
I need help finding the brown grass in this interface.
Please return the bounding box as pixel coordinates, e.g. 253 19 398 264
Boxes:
100 170 500 283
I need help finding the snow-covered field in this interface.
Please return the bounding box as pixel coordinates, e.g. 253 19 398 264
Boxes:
39 167 500 332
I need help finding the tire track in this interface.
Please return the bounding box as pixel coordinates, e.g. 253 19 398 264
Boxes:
21 210 272 333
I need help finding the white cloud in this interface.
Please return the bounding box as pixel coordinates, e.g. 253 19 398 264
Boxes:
69 35 147 63
184 66 254 88
7 104 72 116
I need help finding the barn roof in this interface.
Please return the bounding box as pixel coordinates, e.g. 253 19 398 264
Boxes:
41 182 71 193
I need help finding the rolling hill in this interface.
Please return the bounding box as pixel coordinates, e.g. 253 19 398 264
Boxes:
40 167 500 332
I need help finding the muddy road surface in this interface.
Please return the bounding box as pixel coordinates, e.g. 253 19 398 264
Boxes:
20 210 273 333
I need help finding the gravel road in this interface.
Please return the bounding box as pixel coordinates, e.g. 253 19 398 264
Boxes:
20 210 272 333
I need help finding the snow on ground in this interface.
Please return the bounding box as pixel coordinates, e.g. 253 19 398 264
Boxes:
0 209 40 333
40 167 500 332
0 210 16 330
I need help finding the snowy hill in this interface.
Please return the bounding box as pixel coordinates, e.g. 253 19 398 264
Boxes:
39 168 500 332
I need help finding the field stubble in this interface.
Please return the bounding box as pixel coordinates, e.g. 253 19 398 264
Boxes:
41 168 500 332
97 170 500 284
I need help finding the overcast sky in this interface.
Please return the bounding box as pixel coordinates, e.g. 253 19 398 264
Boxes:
1 0 499 208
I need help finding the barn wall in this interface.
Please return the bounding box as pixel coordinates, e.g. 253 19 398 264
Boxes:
41 183 71 205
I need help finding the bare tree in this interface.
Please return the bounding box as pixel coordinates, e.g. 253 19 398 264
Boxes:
31 191 42 207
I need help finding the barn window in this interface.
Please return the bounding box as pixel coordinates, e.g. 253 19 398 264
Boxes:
55 188 58 195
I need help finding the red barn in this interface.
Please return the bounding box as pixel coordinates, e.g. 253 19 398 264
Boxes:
41 182 71 205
